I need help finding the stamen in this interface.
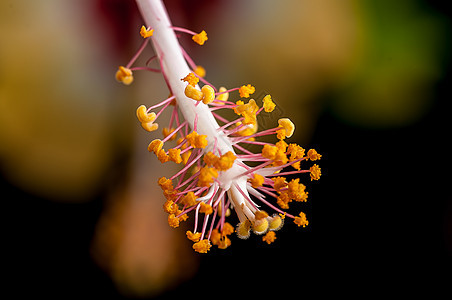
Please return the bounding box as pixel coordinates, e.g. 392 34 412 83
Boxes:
121 0 322 252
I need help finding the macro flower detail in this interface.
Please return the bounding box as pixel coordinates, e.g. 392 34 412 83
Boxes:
117 0 322 253
140 25 154 38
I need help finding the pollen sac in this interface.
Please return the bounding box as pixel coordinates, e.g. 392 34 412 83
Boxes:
294 212 309 227
140 25 154 38
216 87 229 101
192 30 208 45
168 148 183 164
310 164 321 181
262 95 276 112
249 173 265 188
186 231 201 242
148 139 164 154
193 239 211 253
168 214 180 228
278 118 295 138
307 149 322 161
137 105 158 132
182 72 199 86
201 85 215 104
140 122 158 132
116 66 134 85
239 84 255 98
262 231 276 244
185 84 203 101
198 166 218 187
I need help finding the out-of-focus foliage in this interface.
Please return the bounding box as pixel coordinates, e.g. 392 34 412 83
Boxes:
331 0 448 128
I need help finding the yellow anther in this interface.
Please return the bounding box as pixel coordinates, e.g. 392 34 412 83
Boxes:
249 173 265 188
247 99 259 113
307 149 322 161
198 166 218 187
184 84 215 105
159 177 177 201
186 131 199 147
239 84 255 98
136 105 158 132
294 212 309 227
115 66 133 85
148 139 164 154
262 231 276 244
157 149 169 163
158 176 173 190
234 99 258 125
233 100 246 115
199 202 213 215
180 191 198 207
262 144 278 160
185 84 203 101
268 214 284 231
182 72 199 86
310 164 321 181
168 214 180 228
195 136 208 149
194 65 206 78
288 178 308 202
186 231 201 242
201 85 215 104
203 152 219 167
222 222 235 235
276 191 290 209
243 112 256 126
236 220 251 240
136 105 155 123
177 209 188 222
168 148 182 164
163 200 178 214
186 131 208 148
192 30 208 45
287 144 305 160
140 25 154 38
253 218 269 235
271 176 287 192
278 118 295 138
216 87 229 101
214 151 236 171
274 149 288 165
275 140 288 152
193 239 211 253
262 95 276 112
287 143 305 170
276 128 286 140
141 122 159 132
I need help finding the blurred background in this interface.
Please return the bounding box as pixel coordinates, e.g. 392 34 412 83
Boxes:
2 0 451 298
